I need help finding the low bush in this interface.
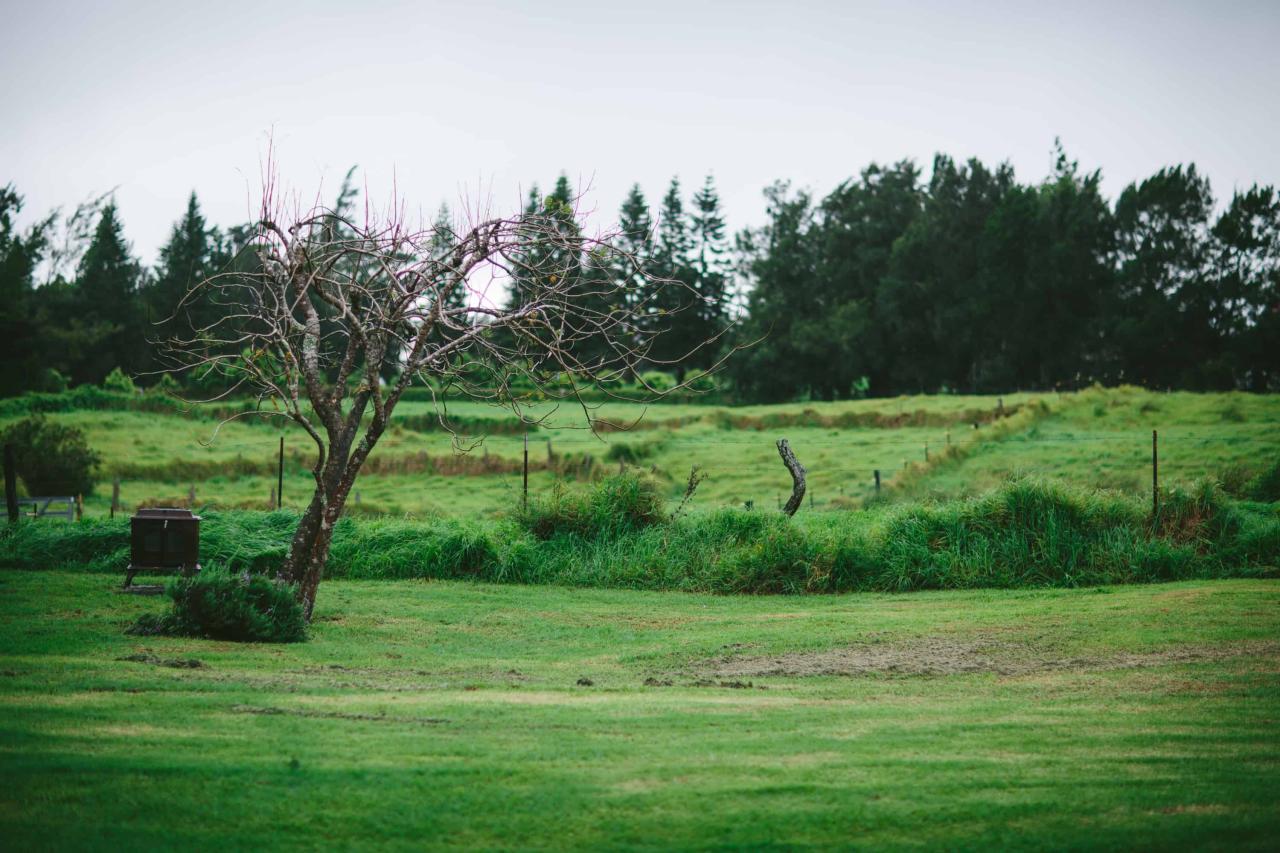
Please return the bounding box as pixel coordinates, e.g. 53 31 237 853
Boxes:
0 415 101 496
101 368 136 394
129 569 306 643
604 437 665 464
518 473 666 540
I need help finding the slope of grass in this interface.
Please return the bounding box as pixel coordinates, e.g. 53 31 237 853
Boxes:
1 573 1277 850
2 386 1277 519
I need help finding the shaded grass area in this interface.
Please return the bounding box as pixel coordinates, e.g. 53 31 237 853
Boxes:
4 477 1277 594
0 573 1277 850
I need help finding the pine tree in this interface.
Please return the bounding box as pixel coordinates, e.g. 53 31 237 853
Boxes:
649 177 698 378
689 174 731 366
430 202 467 314
614 184 654 309
150 192 218 339
507 175 582 314
0 185 54 394
74 202 145 383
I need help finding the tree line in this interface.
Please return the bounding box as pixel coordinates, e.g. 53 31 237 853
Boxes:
731 144 1280 399
2 143 1277 401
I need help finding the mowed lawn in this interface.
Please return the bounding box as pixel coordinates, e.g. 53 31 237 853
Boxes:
1 573 1278 850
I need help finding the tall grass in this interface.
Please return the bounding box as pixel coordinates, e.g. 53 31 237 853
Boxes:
2 476 1276 593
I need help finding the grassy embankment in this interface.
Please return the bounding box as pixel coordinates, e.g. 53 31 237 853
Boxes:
1 572 1277 849
3 386 1277 518
3 476 1277 594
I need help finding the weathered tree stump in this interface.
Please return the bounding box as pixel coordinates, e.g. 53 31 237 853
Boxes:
776 439 806 517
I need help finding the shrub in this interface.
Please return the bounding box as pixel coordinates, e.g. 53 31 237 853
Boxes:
148 372 183 396
604 437 664 464
639 371 677 392
519 473 666 540
102 367 136 394
129 569 306 643
0 415 100 496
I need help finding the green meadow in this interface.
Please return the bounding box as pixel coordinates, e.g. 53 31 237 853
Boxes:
4 386 1277 519
1 573 1277 850
1 385 1277 849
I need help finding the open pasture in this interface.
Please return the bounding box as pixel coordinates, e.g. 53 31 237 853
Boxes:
4 387 1277 519
1 573 1278 850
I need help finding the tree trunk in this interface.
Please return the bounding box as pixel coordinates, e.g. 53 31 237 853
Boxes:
280 425 381 620
281 492 340 621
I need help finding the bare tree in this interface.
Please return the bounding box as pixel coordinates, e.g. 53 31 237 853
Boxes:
161 174 725 619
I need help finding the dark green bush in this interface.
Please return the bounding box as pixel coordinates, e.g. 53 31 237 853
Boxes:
129 569 306 643
0 414 101 496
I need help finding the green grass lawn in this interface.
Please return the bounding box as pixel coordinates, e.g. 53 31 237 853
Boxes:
2 572 1277 850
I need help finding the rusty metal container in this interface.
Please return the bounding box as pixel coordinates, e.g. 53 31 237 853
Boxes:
125 508 201 587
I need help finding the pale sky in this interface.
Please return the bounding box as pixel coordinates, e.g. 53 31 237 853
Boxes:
3 0 1278 265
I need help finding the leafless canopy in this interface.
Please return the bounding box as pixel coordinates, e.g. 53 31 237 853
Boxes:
158 175 727 617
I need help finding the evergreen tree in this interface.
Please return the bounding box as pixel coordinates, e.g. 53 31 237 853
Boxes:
1211 185 1280 390
0 185 55 395
506 176 583 314
726 182 821 401
648 177 699 378
1112 165 1216 388
73 202 146 383
150 192 221 340
881 156 1012 392
816 160 923 397
688 174 731 369
614 184 654 308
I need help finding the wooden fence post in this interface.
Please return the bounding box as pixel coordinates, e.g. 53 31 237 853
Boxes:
3 443 16 523
522 432 529 511
111 478 120 519
1152 429 1159 518
277 436 284 509
874 469 881 494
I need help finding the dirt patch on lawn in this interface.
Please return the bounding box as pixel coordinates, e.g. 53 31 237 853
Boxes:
231 704 448 725
693 637 1280 680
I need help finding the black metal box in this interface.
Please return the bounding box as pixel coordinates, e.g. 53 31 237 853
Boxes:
126 508 201 586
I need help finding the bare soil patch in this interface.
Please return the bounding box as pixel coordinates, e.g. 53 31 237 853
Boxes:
693 636 1280 679
230 704 448 725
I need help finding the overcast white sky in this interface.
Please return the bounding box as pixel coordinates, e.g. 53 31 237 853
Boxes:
3 0 1278 265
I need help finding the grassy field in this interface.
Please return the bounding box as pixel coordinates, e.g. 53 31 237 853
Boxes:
4 386 1278 519
1 572 1277 850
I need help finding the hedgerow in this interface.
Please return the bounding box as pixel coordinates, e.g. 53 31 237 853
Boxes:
2 476 1276 594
